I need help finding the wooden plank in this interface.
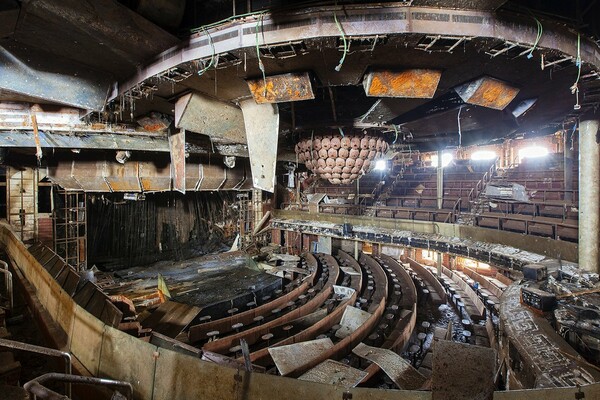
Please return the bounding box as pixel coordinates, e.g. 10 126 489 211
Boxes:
142 300 202 338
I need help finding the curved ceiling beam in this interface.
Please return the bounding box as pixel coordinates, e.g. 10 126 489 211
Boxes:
111 5 600 103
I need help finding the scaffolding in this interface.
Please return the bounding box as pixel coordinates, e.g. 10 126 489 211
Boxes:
53 189 87 271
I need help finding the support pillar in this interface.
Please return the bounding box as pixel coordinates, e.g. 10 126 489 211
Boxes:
564 130 574 202
436 252 442 278
437 150 444 209
578 120 600 273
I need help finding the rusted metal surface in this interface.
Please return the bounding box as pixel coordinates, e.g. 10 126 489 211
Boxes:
240 99 279 192
363 69 442 98
298 359 368 389
137 112 172 132
269 338 334 376
169 128 186 193
454 76 519 110
431 341 495 400
175 92 246 144
247 72 315 104
353 342 426 390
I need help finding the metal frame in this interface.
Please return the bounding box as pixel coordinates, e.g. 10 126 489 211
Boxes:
0 260 12 311
23 373 133 400
0 338 72 398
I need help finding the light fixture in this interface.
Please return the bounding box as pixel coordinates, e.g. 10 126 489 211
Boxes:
431 153 453 168
518 146 548 161
471 150 497 161
374 159 387 171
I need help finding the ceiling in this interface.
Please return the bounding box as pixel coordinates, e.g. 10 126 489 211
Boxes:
0 0 599 162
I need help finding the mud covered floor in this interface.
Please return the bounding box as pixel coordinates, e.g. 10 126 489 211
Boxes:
99 251 281 308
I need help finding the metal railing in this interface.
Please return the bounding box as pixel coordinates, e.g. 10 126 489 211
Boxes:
0 338 72 398
24 373 133 400
0 260 13 311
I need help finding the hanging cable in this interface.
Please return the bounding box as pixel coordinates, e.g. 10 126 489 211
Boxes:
338 127 345 137
392 124 399 144
571 33 582 109
527 16 543 59
197 27 216 77
457 105 464 148
333 1 348 72
255 14 267 96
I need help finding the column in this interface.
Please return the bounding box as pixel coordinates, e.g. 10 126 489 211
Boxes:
437 149 444 209
578 119 600 273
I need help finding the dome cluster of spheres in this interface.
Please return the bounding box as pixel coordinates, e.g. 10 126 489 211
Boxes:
295 133 389 184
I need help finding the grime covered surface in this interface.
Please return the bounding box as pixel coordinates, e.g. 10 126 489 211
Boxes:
99 251 281 309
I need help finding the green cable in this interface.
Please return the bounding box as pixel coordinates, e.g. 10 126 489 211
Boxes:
255 15 267 96
392 125 398 144
574 33 582 87
333 4 348 72
197 27 215 77
527 16 542 59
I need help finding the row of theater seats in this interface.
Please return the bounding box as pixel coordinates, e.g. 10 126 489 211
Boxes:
475 157 578 242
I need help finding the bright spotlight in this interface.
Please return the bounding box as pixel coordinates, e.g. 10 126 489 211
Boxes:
374 159 387 171
471 150 497 161
518 146 548 161
431 153 453 168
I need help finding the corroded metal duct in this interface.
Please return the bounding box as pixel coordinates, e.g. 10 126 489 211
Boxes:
46 160 252 192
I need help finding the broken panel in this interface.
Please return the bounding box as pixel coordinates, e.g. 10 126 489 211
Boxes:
454 76 519 110
363 69 442 98
247 72 314 104
240 99 279 193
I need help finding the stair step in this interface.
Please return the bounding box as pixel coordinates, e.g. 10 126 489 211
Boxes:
0 384 29 400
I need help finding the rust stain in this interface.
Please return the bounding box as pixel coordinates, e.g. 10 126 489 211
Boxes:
468 79 519 110
366 69 441 98
247 72 314 104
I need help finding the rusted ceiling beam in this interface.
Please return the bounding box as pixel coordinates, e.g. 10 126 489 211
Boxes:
0 44 110 110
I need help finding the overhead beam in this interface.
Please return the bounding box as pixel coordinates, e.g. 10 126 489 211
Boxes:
0 44 110 110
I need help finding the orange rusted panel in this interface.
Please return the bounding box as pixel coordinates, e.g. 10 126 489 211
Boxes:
455 76 519 110
363 69 442 98
247 72 314 104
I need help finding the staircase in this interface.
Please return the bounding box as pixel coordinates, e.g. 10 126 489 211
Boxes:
460 159 499 225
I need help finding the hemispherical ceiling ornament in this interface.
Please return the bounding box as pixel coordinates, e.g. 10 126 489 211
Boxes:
295 131 388 184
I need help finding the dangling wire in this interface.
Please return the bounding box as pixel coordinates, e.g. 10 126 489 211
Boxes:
392 124 399 144
338 127 345 137
333 1 348 72
527 16 543 59
197 27 216 77
571 33 582 109
255 14 267 96
457 105 464 148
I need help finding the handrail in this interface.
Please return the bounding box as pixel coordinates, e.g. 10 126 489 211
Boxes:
0 338 72 397
0 260 13 311
24 373 133 400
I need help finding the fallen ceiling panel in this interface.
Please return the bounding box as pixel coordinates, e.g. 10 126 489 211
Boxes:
269 338 334 376
298 359 368 389
240 99 279 192
175 92 246 144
